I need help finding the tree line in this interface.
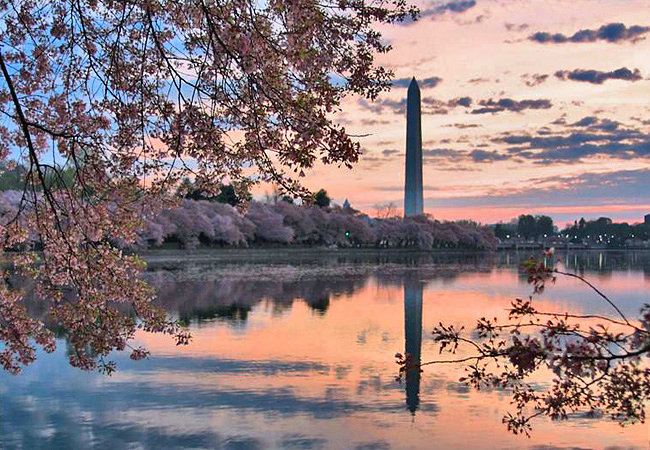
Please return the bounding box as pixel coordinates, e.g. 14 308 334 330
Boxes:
0 188 496 251
493 214 555 241
493 213 650 247
562 216 650 246
136 191 497 250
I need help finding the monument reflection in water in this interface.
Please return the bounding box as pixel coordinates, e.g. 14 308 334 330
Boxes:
404 276 424 414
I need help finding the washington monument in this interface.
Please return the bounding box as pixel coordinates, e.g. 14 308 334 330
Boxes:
404 78 423 217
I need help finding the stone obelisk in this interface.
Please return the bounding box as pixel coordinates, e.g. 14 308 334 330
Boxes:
404 78 423 217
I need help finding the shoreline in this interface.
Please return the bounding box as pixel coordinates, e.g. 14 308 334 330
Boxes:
4 246 650 268
137 246 650 265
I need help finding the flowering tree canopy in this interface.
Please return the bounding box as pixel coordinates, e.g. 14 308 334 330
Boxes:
0 0 417 373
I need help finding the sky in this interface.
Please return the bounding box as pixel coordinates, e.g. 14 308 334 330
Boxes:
299 0 650 227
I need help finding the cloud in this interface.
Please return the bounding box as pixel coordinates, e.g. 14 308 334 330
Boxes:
423 148 465 162
467 77 492 84
571 116 621 131
392 76 442 89
359 95 472 116
360 118 392 126
420 98 449 115
443 123 481 129
437 166 480 172
422 169 650 211
501 131 645 148
421 96 473 114
358 148 402 168
471 98 552 114
400 1 477 25
450 96 472 107
360 95 549 117
421 148 510 164
505 23 529 32
468 150 509 162
494 121 650 163
554 67 642 84
381 149 400 158
521 73 549 87
358 97 406 115
360 96 545 116
529 23 650 44
634 118 650 126
571 116 598 127
437 0 476 14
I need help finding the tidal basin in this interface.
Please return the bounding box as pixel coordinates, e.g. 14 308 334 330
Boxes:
2 249 649 449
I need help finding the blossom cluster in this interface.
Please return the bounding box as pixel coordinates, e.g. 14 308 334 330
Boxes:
408 253 650 435
0 0 417 373
127 198 498 250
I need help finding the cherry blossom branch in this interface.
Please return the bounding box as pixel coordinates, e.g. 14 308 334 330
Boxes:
553 269 631 326
399 253 650 435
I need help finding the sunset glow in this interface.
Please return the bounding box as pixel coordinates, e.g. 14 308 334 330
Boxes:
295 0 650 226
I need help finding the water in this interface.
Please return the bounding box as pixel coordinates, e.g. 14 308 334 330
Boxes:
2 250 650 449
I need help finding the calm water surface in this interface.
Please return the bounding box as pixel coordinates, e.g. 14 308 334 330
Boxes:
2 250 650 449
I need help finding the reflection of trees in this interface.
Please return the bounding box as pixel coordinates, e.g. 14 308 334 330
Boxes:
150 276 367 325
374 253 496 288
147 252 502 326
17 249 650 332
147 250 650 326
551 251 650 277
495 250 650 284
180 304 252 325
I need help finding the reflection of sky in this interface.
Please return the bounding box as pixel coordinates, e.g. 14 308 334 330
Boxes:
426 268 650 316
3 252 650 449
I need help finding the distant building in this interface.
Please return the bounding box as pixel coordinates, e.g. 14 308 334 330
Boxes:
645 214 650 225
343 198 351 210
